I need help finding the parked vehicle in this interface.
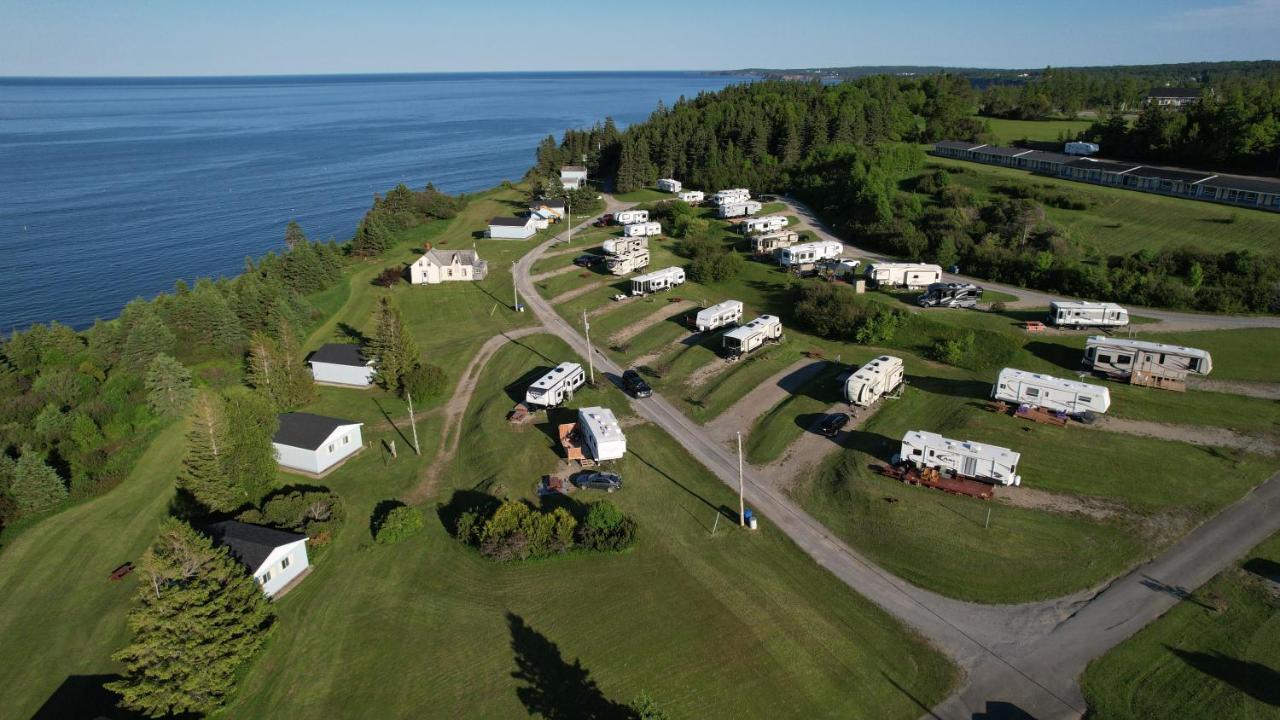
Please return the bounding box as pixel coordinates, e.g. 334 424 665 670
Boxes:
594 213 614 227
1048 301 1129 328
573 254 599 267
819 413 850 437
630 267 686 296
865 262 943 289
844 355 904 407
748 230 799 255
525 362 586 408
621 369 652 398
723 315 783 358
898 430 1022 486
1083 336 1212 391
605 251 650 275
694 300 744 332
578 406 626 461
918 282 983 308
714 188 752 205
992 368 1111 414
572 471 623 492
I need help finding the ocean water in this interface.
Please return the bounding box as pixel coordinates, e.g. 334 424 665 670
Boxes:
0 72 743 331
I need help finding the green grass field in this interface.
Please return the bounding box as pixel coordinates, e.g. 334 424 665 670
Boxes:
613 188 672 203
745 362 846 464
977 115 1094 145
1082 532 1280 719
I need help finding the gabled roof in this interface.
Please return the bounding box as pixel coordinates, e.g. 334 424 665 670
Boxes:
1204 173 1280 194
560 165 588 173
308 343 369 368
421 248 482 267
490 216 534 227
532 198 567 209
207 520 305 573
274 412 360 450
1065 158 1142 173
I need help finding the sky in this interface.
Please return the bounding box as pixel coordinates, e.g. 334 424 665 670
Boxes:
2 0 1278 76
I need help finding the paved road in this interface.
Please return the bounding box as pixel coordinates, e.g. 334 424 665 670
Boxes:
780 197 1280 332
515 200 1280 719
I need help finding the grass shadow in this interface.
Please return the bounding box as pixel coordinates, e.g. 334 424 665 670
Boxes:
1024 340 1082 373
436 489 502 538
1168 647 1280 707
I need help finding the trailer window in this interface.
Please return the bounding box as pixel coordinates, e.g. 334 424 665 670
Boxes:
912 449 922 456
1115 355 1131 366
1026 388 1039 397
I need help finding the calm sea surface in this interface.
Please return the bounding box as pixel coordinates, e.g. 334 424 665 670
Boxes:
0 72 743 330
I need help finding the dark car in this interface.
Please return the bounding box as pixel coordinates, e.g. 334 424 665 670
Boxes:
573 472 623 492
621 369 653 398
573 254 598 267
819 412 850 437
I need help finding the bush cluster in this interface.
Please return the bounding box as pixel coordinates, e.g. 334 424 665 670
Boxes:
372 504 426 545
239 488 346 545
454 498 637 561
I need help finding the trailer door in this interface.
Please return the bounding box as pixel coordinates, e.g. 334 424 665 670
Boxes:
962 456 978 477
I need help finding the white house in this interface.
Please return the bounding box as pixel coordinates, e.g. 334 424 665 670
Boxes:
488 216 538 239
409 248 488 285
208 520 310 599
561 166 589 189
529 198 567 220
579 406 626 461
273 412 364 475
657 178 683 193
307 344 375 387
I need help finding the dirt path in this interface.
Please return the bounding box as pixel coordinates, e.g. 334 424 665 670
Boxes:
547 277 612 306
366 407 441 433
541 241 600 260
1188 378 1280 400
996 485 1122 521
608 299 693 347
757 402 855 488
531 263 582 283
1090 416 1280 456
404 327 545 504
704 359 828 440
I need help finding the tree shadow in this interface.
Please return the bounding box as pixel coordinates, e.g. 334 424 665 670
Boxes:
436 489 502 537
334 322 367 345
30 674 167 720
630 448 725 517
971 700 1036 720
908 374 992 401
372 397 412 448
468 275 518 311
846 431 899 464
1169 647 1280 707
506 611 635 720
505 366 554 405
1139 575 1215 610
1023 340 1082 373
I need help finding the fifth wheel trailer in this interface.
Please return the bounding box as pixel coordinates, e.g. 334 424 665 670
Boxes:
899 430 1022 486
844 355 905 408
718 200 763 218
1048 301 1129 328
992 368 1111 414
606 251 650 275
714 188 751 205
623 221 662 237
1083 336 1212 390
918 282 983 308
615 209 649 225
678 190 704 204
630 267 686 296
723 315 783 357
524 362 586 408
656 178 682 193
865 263 943 289
749 230 799 255
778 241 843 267
694 300 744 332
739 215 788 235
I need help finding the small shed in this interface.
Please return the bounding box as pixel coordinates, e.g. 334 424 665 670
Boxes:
307 344 375 387
207 520 309 599
488 216 538 240
273 412 364 475
561 166 589 189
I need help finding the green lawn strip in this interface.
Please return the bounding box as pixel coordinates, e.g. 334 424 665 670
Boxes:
979 289 1020 304
1081 532 1280 720
977 115 1093 145
745 362 849 465
227 332 957 718
1007 329 1280 384
613 188 672 203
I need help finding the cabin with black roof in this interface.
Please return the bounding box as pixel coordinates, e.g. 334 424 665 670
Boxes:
1145 87 1203 108
273 412 364 475
207 520 310 598
307 343 375 387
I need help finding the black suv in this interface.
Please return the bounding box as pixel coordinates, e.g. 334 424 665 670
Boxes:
573 254 598 267
573 472 623 492
621 369 653 398
819 412 850 437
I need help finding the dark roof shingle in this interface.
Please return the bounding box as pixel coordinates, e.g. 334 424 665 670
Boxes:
207 520 305 572
274 412 359 450
489 216 532 227
308 343 368 368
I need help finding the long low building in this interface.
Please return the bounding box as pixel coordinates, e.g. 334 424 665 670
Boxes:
932 141 1280 213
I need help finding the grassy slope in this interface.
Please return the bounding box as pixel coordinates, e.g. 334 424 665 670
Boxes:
978 116 1093 145
224 333 956 719
1082 533 1280 720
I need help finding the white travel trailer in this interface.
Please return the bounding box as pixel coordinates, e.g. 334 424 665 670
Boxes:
615 209 649 225
750 230 800 254
606 251 650 275
623 221 662 238
603 237 647 256
1064 141 1100 156
1048 301 1129 328
844 355 905 408
578 406 626 461
714 188 751 205
656 178 682 193
918 282 983 308
1083 336 1212 390
694 300 744 332
865 263 944 289
899 430 1022 486
778 241 843 267
524 362 586 408
717 200 763 218
992 368 1111 415
678 190 705 205
740 215 789 235
722 315 783 357
630 267 686 296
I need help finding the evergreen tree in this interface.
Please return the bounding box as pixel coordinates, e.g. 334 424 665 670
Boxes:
108 519 274 717
368 298 419 391
284 220 307 250
178 392 239 513
222 393 279 507
9 446 67 514
145 354 194 417
245 331 280 406
121 308 177 370
275 320 315 409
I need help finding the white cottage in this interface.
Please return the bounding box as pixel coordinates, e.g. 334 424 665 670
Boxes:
273 412 364 475
529 198 567 220
488 216 538 239
409 248 489 285
307 344 375 387
561 166 589 190
208 520 310 599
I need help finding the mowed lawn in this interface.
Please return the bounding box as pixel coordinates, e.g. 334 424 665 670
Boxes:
223 333 958 719
976 115 1094 145
1082 532 1280 720
927 155 1280 255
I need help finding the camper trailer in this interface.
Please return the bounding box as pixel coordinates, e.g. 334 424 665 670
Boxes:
623 221 662 238
615 209 649 225
714 188 752 205
844 355 905 408
918 282 984 308
749 230 800 255
779 241 843 267
630 267 686 296
694 300 744 332
1083 336 1212 390
1048 301 1129 328
603 237 647 256
1064 141 1100 156
717 200 763 218
606 251 650 275
578 406 627 461
656 178 682 193
865 263 944 289
722 315 783 357
899 431 1022 486
678 190 704 205
992 368 1111 415
740 215 788 235
525 362 586 408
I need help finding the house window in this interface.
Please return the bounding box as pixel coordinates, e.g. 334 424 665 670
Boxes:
343 434 350 445
281 557 291 570
328 443 335 454
260 571 272 584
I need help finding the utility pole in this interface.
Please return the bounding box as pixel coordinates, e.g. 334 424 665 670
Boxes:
736 431 745 527
406 391 420 456
567 201 572 245
511 261 518 310
582 309 594 384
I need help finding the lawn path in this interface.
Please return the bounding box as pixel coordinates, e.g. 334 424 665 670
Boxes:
608 299 693 347
1187 378 1280 400
704 359 827 440
1089 416 1280 457
530 263 582 283
548 278 610 306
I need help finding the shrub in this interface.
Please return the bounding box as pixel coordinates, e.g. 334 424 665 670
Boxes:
577 501 638 552
401 362 447 401
478 500 576 561
242 489 346 539
990 301 1007 313
374 267 403 287
930 332 973 366
373 504 426 545
689 250 743 283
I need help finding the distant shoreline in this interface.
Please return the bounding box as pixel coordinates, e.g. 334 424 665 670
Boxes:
0 70 737 83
